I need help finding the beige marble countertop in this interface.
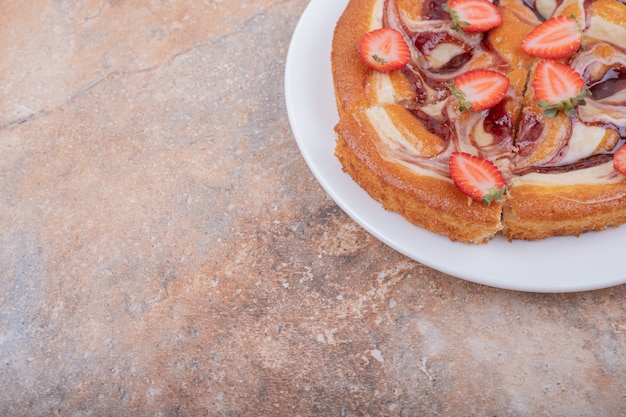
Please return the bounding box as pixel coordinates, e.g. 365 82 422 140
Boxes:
2 1 626 415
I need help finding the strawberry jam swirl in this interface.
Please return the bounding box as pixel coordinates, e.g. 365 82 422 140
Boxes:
377 0 513 176
381 0 626 176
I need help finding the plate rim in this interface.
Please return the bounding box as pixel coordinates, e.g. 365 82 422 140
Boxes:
284 0 626 293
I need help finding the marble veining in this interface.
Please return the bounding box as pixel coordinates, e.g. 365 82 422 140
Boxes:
1 0 626 415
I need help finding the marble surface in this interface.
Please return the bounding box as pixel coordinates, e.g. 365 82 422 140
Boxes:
2 0 626 415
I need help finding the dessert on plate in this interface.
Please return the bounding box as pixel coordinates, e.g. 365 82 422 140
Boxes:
331 0 626 243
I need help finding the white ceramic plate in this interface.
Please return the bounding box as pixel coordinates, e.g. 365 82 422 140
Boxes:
284 0 626 293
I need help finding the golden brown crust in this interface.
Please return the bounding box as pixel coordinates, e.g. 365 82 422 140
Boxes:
335 112 503 243
486 2 536 69
331 0 379 116
589 0 626 25
331 0 626 243
503 177 626 240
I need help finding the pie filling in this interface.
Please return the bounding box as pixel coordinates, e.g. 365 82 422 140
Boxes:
370 0 626 184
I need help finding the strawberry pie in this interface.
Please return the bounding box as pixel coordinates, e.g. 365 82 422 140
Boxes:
331 0 626 243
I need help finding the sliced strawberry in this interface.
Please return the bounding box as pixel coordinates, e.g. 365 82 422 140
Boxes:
533 60 589 117
447 69 509 112
521 15 582 59
444 0 502 33
449 152 506 204
614 145 626 175
359 28 411 73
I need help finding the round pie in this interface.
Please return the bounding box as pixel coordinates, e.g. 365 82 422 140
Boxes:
331 0 626 243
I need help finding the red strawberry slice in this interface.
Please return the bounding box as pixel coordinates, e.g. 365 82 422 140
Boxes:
533 60 589 117
521 15 582 59
359 28 411 73
449 152 506 204
614 145 626 175
447 69 509 112
444 0 502 33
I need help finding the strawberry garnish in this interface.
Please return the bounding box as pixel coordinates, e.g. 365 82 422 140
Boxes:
521 15 582 59
449 152 506 204
533 60 589 117
443 0 502 33
614 146 626 175
359 28 411 73
447 69 509 112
